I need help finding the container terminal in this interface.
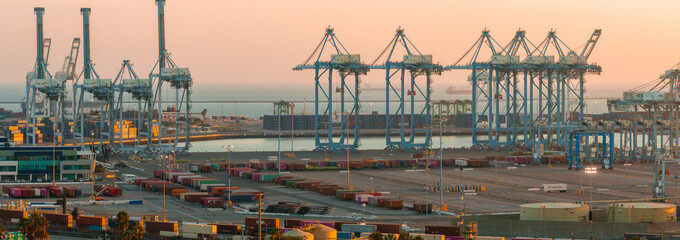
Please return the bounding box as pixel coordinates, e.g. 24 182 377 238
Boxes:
1 1 680 240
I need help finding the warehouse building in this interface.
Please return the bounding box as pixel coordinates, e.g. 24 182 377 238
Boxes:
0 136 93 181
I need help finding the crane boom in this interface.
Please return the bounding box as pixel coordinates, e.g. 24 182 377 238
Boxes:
579 29 601 61
65 38 81 81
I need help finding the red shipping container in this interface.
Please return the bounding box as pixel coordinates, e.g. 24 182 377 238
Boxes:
76 215 107 226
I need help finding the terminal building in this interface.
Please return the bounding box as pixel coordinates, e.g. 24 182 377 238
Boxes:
0 136 94 181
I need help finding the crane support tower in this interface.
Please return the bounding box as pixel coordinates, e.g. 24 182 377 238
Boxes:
113 60 153 153
25 7 67 147
293 27 368 153
72 8 116 151
370 27 443 151
148 0 193 154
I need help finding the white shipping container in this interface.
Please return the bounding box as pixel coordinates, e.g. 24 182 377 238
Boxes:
200 183 226 192
455 159 468 166
181 232 198 239
540 183 567 192
182 223 217 235
177 175 201 183
159 231 178 237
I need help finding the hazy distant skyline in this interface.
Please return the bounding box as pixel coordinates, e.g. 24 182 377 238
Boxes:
1 0 679 101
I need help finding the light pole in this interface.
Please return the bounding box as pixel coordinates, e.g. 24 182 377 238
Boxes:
277 107 281 174
223 145 234 206
439 110 444 211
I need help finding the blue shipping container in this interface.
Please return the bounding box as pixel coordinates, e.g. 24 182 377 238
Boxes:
337 232 353 239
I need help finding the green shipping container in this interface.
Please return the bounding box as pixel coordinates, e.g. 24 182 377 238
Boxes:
259 174 282 182
194 180 221 188
211 163 221 171
285 180 299 188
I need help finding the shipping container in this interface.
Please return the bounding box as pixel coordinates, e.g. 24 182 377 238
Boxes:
213 224 242 234
76 215 107 226
44 213 72 227
245 217 279 229
426 226 461 236
145 221 179 232
183 223 217 235
341 224 376 233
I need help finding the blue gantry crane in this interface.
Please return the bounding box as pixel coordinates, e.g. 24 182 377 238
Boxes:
293 27 369 153
148 0 193 153
25 7 67 147
113 60 153 152
370 28 443 151
72 8 116 150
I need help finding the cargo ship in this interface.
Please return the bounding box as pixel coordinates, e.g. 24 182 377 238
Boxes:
445 85 472 95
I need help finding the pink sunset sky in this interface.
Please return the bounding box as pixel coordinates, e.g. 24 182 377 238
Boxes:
1 0 679 99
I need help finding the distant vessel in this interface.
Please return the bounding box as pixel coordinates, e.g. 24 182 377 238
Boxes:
446 85 472 95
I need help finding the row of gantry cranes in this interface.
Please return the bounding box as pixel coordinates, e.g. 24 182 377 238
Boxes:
25 0 192 156
294 27 602 155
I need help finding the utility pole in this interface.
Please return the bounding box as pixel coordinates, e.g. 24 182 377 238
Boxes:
277 107 281 174
346 113 350 189
439 112 444 210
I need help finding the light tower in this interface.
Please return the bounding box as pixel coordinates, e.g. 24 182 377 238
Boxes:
149 0 193 154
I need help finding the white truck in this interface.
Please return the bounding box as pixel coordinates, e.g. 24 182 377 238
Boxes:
540 183 567 193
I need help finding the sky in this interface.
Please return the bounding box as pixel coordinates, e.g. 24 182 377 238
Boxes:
1 0 679 101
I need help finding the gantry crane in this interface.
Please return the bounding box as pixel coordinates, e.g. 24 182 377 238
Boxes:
113 60 153 153
293 27 368 153
25 7 66 147
148 0 193 154
370 27 443 151
72 8 115 150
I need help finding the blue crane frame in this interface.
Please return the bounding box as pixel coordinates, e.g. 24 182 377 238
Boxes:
294 27 368 153
567 131 614 170
370 28 443 151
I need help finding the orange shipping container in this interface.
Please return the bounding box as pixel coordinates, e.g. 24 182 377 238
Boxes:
171 189 187 196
